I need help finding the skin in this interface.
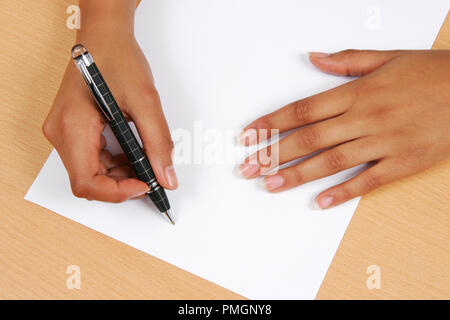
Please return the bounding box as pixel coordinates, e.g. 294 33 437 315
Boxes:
45 1 449 208
43 0 177 203
240 49 450 209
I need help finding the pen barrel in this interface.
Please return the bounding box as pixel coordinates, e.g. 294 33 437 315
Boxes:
86 63 170 212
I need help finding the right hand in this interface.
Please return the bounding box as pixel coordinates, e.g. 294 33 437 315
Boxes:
43 33 177 203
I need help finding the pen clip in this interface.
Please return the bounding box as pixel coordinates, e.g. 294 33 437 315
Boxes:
72 45 115 121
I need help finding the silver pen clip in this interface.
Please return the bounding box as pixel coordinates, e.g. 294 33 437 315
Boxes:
71 44 115 121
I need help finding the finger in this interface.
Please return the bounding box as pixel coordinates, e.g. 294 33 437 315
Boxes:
60 121 149 203
240 82 356 145
313 158 406 209
262 137 386 192
71 175 149 203
126 88 178 190
240 114 362 178
69 155 149 203
99 150 129 169
308 49 408 77
107 165 135 178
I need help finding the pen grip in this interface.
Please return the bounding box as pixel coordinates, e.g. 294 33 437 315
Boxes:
108 113 170 213
108 115 171 212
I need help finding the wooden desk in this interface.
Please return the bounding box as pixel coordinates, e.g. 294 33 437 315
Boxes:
0 1 448 299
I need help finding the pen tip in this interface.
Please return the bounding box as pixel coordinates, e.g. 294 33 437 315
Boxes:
164 210 175 225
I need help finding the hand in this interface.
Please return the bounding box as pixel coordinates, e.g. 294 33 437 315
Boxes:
239 50 450 209
43 19 177 202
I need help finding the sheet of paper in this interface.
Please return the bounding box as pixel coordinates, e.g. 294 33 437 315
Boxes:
26 1 448 299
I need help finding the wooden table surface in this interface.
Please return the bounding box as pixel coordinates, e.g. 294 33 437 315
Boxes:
0 1 448 299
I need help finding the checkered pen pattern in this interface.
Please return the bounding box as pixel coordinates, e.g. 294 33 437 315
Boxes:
85 63 170 213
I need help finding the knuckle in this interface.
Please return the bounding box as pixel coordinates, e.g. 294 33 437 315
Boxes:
298 128 319 148
42 118 54 141
293 99 312 123
338 49 359 60
71 179 90 199
363 172 379 191
141 88 161 106
150 138 175 155
367 107 391 123
164 138 175 152
391 127 408 137
252 116 272 131
325 149 347 171
404 145 428 162
339 186 352 201
292 167 303 184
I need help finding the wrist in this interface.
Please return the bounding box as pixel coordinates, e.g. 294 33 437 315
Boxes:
77 0 136 41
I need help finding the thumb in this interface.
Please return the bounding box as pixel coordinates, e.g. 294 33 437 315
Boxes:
127 88 178 190
308 49 407 76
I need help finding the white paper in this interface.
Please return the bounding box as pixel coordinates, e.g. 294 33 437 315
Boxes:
26 1 448 299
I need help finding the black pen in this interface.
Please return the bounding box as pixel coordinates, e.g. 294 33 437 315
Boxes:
71 44 174 224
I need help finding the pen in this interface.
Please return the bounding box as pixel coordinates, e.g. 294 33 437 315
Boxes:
71 44 174 225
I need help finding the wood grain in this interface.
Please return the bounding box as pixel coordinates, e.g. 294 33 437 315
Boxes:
0 1 448 299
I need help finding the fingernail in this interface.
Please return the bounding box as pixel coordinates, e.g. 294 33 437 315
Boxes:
165 166 178 189
264 175 285 191
240 129 258 146
308 51 330 59
239 163 260 178
315 195 334 209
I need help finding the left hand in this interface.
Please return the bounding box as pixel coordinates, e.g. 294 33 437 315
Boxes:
239 49 450 209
